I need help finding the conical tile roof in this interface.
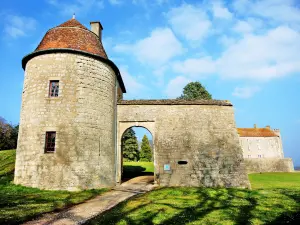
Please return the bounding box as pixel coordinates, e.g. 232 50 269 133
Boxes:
35 18 107 58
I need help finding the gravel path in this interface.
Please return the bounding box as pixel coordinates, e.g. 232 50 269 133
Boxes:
23 176 156 225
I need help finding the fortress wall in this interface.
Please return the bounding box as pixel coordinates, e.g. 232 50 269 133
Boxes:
117 102 251 188
245 158 294 173
15 53 116 190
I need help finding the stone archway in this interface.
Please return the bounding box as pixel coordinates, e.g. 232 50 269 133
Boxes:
116 121 156 183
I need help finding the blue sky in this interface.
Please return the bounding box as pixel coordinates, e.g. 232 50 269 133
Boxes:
0 0 299 165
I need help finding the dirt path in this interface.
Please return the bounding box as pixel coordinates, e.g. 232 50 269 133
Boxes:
23 176 156 225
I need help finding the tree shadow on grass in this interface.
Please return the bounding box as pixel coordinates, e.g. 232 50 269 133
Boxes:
0 176 105 225
86 187 300 225
122 165 153 181
266 189 300 225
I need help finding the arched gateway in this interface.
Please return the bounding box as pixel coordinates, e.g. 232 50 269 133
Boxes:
117 122 156 183
15 18 250 190
117 100 250 188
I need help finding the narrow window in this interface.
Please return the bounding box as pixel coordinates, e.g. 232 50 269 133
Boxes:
49 80 59 97
45 132 56 153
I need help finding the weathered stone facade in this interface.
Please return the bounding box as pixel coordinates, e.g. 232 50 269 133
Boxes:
15 18 253 190
15 53 117 190
117 100 251 188
244 158 294 173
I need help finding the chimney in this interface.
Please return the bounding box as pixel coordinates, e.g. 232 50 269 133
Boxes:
90 21 103 41
254 124 257 128
266 125 270 130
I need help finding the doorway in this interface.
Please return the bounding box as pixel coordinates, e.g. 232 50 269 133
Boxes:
121 126 154 182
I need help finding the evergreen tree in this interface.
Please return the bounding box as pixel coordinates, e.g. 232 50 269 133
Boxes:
122 128 139 161
139 135 152 162
177 81 212 100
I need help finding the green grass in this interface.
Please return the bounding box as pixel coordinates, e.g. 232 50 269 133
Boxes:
87 187 300 225
0 150 108 225
88 162 300 225
3 152 300 224
249 172 300 189
123 161 154 179
0 150 16 184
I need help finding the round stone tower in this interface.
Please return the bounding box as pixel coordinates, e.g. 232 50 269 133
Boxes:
14 18 126 190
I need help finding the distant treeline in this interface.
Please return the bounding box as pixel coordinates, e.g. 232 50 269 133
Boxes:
0 116 18 150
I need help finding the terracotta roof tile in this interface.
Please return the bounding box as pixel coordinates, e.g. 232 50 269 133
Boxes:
35 19 107 58
57 18 88 30
237 128 278 137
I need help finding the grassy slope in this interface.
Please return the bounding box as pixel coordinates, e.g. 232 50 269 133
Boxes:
0 150 15 183
123 161 154 172
123 161 154 179
88 162 300 225
0 150 108 225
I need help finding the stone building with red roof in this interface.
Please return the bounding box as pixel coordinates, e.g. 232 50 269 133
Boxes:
237 125 294 172
237 125 284 159
15 17 293 190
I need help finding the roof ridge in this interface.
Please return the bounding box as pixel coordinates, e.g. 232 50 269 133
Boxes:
57 18 88 30
237 128 278 137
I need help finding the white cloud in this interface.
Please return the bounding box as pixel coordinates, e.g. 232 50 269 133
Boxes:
166 4 211 41
232 86 260 98
233 20 254 34
212 1 232 19
113 44 131 53
170 25 300 81
232 18 264 35
217 26 300 80
120 66 144 96
132 0 168 6
132 0 146 5
232 0 300 24
156 0 169 5
218 35 236 47
47 0 104 16
154 66 168 77
112 0 300 90
108 0 122 5
172 57 215 78
4 15 37 38
165 76 191 98
135 28 184 65
114 28 184 66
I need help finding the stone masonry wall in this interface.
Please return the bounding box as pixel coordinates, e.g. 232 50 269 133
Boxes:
15 53 116 190
117 102 250 188
245 158 294 173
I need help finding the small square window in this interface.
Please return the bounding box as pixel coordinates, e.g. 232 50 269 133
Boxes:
45 132 56 153
49 80 59 97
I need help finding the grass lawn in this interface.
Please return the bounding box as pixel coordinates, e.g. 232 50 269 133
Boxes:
88 162 300 225
249 172 300 189
123 161 154 179
0 150 108 225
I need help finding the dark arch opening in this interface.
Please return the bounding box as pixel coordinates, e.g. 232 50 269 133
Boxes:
121 126 154 182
